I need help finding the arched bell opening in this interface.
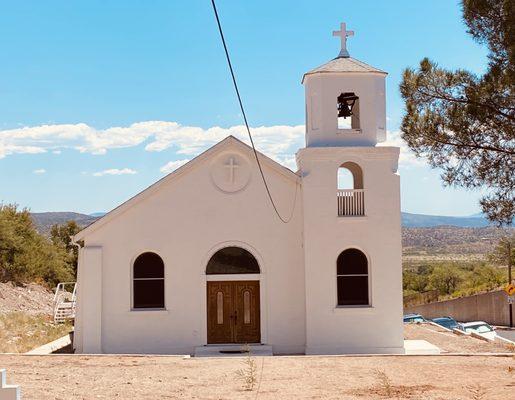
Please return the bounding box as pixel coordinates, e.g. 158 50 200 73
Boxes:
337 92 360 130
337 161 363 190
337 162 365 216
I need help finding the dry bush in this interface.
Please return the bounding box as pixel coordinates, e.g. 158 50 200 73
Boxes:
467 384 487 400
505 343 515 352
375 369 393 397
345 369 434 399
235 345 257 391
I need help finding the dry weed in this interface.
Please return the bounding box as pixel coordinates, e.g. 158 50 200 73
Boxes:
345 369 434 398
375 369 394 397
235 345 257 391
467 384 487 400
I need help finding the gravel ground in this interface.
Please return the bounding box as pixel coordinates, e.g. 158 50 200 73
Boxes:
404 323 514 353
0 354 513 400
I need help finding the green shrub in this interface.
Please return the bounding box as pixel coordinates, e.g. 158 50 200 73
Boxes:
403 260 507 304
0 204 74 287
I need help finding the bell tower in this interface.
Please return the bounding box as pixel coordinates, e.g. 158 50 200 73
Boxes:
297 23 404 355
303 22 387 147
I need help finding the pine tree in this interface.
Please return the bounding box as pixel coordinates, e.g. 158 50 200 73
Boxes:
400 0 514 225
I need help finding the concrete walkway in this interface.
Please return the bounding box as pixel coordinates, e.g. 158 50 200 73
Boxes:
26 333 71 355
495 327 515 343
404 339 441 355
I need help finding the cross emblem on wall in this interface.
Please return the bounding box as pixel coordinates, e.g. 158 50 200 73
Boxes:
224 157 240 184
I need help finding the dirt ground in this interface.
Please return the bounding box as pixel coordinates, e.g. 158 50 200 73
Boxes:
0 282 54 315
0 354 513 400
404 323 515 353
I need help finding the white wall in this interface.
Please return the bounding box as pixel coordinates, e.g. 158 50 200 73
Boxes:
75 140 305 355
297 146 404 354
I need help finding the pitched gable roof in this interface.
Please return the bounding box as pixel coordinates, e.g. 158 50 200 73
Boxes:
302 57 386 83
74 135 300 241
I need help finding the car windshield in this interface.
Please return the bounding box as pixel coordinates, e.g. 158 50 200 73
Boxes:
435 319 455 328
466 324 492 334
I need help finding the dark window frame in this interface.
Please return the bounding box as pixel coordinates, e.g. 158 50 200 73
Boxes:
206 246 260 275
132 252 165 310
336 248 370 307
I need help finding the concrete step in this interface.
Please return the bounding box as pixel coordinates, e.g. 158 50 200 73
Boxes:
194 344 273 357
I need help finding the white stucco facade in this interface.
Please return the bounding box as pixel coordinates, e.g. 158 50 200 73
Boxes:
73 25 404 355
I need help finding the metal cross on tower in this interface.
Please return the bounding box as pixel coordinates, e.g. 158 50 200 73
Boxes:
333 22 354 58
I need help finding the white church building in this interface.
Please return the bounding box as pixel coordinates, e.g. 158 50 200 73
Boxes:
73 23 404 355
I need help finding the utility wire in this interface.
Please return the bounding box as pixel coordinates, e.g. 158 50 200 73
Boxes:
210 0 298 224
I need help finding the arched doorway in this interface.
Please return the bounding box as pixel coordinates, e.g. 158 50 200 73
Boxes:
206 247 261 344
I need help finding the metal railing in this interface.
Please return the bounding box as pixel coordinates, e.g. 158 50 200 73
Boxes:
53 282 77 323
337 189 365 216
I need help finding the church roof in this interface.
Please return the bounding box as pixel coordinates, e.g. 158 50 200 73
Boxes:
302 57 386 82
74 136 300 241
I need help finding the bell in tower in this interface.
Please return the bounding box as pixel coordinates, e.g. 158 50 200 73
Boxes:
337 92 359 130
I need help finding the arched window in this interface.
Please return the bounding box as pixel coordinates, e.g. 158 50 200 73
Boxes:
206 247 260 275
337 249 369 306
133 252 165 309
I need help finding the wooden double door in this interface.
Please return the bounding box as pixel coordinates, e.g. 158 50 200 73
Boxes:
207 281 260 344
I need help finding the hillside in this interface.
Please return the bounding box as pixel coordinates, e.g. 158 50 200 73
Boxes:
402 226 512 264
402 226 506 252
401 212 492 228
32 211 496 232
31 212 98 235
0 282 55 315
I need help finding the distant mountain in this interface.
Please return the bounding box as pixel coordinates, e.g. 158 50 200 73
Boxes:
31 212 99 235
468 212 485 218
89 212 106 217
401 212 491 228
30 210 496 233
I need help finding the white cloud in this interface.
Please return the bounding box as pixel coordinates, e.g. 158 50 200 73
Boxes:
0 121 303 162
52 150 62 154
160 159 190 174
92 168 137 177
379 130 425 167
0 121 424 170
0 121 305 169
0 145 46 158
33 168 46 174
0 122 151 158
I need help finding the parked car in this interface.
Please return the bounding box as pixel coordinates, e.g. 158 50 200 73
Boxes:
461 321 497 340
403 313 427 323
431 316 461 331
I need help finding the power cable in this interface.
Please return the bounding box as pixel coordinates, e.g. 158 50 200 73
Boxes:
210 0 298 224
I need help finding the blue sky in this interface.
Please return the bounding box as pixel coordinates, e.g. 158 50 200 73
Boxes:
0 0 489 215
